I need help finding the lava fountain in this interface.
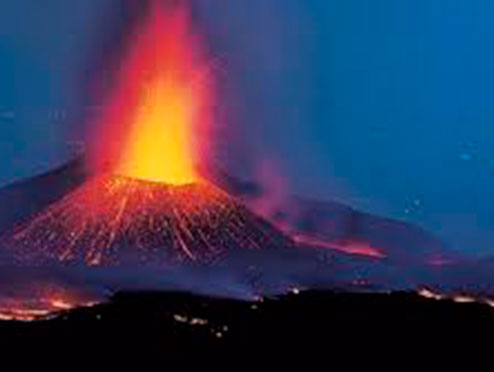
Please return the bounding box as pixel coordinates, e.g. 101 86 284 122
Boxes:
89 0 211 184
6 0 293 267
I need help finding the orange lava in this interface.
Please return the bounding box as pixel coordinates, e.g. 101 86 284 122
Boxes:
0 285 100 322
89 0 213 184
293 235 386 259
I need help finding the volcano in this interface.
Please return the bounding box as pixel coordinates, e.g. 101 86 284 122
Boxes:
0 0 475 302
3 1 293 267
7 176 292 266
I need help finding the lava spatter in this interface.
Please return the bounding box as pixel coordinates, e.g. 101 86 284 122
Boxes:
8 176 293 266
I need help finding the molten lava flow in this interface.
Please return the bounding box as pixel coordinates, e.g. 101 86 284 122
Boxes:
0 284 100 322
90 0 212 184
293 235 386 259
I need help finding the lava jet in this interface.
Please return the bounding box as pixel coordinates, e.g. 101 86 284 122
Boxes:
6 1 293 267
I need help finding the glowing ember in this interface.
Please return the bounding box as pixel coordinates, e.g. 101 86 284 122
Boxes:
418 288 444 301
50 299 75 310
89 0 213 184
0 307 54 322
452 295 476 304
8 177 293 266
417 287 494 309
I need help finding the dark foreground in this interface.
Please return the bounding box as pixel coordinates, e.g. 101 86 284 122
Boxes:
0 290 491 362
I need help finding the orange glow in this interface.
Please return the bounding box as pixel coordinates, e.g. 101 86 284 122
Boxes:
418 288 444 301
293 235 386 259
50 299 75 310
0 285 101 322
117 77 198 183
90 0 213 185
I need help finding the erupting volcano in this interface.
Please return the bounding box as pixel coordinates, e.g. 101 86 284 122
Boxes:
6 1 293 267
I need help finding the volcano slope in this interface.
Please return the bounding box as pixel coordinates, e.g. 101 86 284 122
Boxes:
0 159 486 299
4 175 293 267
0 160 458 269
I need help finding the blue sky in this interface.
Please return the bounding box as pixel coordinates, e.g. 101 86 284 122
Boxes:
2 0 494 255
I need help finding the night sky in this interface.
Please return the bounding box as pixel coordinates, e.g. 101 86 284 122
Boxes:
1 0 494 256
